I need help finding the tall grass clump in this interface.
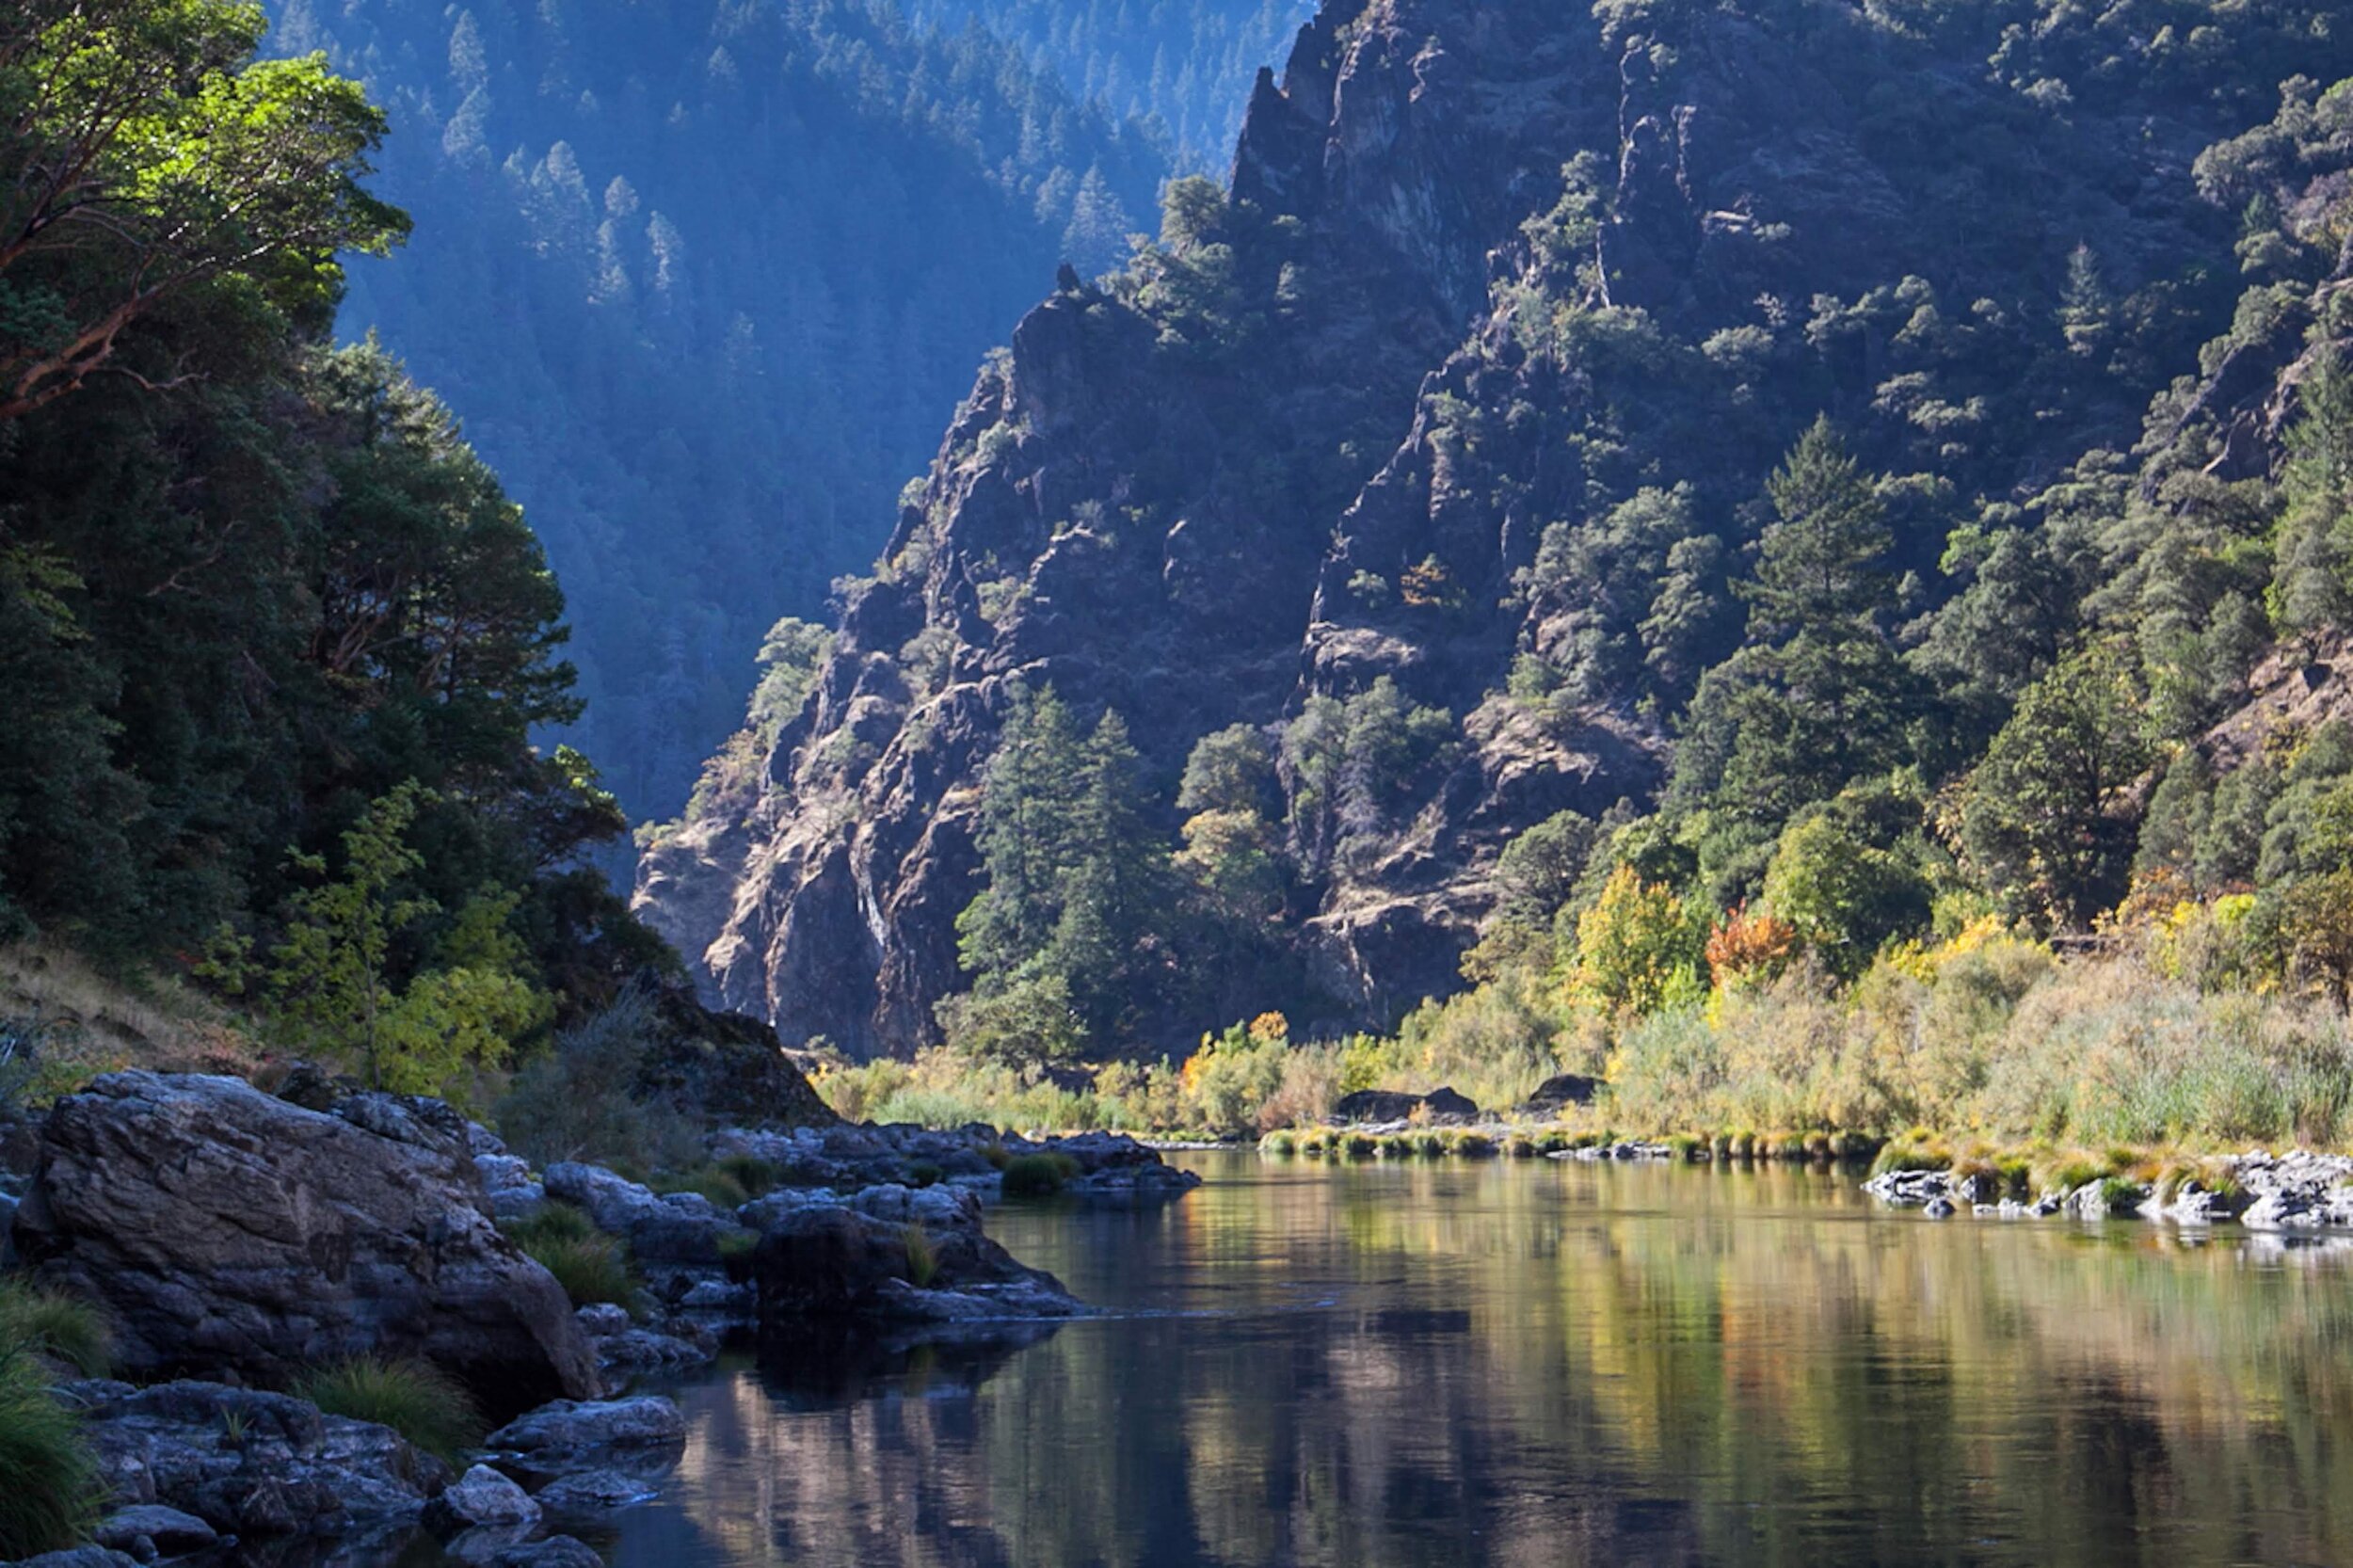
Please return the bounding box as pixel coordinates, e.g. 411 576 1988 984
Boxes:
0 1351 101 1559
0 1282 110 1377
1000 1153 1078 1198
504 1204 636 1309
902 1224 939 1288
295 1356 483 1463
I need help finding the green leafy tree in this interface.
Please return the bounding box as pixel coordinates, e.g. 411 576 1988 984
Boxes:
264 781 544 1100
951 687 1179 1057
1760 812 1931 977
0 0 408 419
1562 866 1704 1017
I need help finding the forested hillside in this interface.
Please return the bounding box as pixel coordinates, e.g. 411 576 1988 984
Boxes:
643 0 2353 1076
907 0 1314 166
263 0 1180 827
0 0 835 1122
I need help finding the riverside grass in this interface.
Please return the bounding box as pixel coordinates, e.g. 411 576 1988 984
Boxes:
0 1281 108 1559
813 940 2353 1161
295 1355 484 1464
503 1203 637 1311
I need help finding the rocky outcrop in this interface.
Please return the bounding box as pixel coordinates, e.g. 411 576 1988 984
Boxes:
59 1379 451 1538
639 0 2292 1057
9 1072 599 1414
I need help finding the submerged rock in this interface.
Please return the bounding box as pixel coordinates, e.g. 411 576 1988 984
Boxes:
11 1072 598 1414
90 1504 218 1556
534 1468 662 1512
751 1201 1079 1322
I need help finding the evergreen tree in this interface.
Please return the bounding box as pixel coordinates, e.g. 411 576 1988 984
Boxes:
1674 418 1911 836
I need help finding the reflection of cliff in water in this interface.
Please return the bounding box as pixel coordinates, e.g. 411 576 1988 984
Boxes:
751 1319 1065 1408
598 1156 2353 1568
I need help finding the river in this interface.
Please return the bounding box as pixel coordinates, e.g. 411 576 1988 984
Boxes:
590 1151 2353 1566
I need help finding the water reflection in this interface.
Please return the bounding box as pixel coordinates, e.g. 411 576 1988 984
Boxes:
614 1155 2353 1568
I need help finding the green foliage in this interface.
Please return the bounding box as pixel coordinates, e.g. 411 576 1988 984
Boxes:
1959 642 2155 929
1762 812 1931 977
496 989 699 1172
902 1224 939 1288
0 1346 101 1559
260 782 546 1102
293 1356 483 1464
0 0 408 421
0 1283 111 1379
1565 867 1705 1017
949 684 1183 1059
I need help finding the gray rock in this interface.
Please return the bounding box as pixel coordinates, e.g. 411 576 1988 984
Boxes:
535 1468 661 1511
487 1397 686 1456
1922 1196 1956 1218
476 1152 537 1194
543 1162 751 1266
425 1464 542 1532
10 1549 143 1568
92 1504 217 1555
61 1378 450 1536
11 1073 598 1414
677 1279 757 1314
1864 1169 1953 1208
750 1199 1078 1322
572 1304 632 1337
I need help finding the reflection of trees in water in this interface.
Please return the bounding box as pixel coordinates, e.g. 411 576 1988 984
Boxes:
651 1162 2353 1567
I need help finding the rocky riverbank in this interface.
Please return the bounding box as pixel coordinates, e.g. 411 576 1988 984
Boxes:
1865 1149 2353 1228
0 1070 1198 1566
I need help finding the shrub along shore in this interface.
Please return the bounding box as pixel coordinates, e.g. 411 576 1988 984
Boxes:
812 920 2353 1183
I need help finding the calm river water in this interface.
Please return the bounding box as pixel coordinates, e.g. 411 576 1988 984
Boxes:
594 1151 2353 1567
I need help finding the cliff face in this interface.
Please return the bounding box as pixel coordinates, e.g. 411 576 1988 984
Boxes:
637 0 2338 1056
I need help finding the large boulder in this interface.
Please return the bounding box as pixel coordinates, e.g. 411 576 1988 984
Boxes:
750 1196 1077 1321
1331 1087 1481 1125
10 1072 598 1414
1519 1075 1600 1116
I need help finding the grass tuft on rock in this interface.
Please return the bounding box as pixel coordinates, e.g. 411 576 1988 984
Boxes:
0 1352 102 1560
1000 1152 1077 1197
902 1224 939 1288
0 1281 110 1378
295 1355 484 1464
504 1203 636 1310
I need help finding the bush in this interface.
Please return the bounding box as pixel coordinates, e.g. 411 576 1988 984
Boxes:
0 1283 109 1377
0 1354 101 1559
295 1356 483 1464
497 991 699 1172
